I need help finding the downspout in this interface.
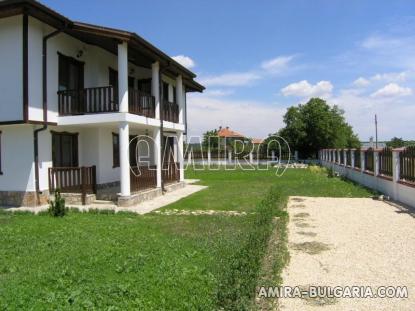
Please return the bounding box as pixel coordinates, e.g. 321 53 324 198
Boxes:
34 26 67 204
159 66 166 193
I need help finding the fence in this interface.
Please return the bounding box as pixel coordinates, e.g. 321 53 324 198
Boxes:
379 147 393 177
364 148 374 173
320 147 415 208
48 166 96 205
400 146 415 183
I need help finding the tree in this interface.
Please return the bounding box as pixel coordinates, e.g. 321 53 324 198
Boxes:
202 129 219 149
277 98 360 158
387 137 405 148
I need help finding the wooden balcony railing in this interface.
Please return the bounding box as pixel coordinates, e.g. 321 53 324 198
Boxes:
130 166 157 192
58 86 156 118
162 100 179 123
129 89 156 118
48 166 96 205
58 86 117 115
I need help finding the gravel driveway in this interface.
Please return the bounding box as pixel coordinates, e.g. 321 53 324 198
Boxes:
279 196 415 311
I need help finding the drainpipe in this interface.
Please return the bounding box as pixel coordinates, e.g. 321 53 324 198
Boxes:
159 65 166 193
34 27 67 204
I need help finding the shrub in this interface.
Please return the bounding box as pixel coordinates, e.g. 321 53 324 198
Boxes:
327 167 335 178
216 187 288 310
308 165 327 174
48 190 67 217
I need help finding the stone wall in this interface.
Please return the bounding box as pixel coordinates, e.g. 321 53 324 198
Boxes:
0 191 49 207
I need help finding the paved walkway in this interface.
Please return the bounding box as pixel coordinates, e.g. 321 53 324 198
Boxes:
280 196 415 311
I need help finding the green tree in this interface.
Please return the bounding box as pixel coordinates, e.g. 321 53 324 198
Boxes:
386 137 405 148
202 129 219 149
276 98 360 158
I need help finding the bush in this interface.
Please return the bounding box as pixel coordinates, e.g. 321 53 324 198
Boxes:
327 167 335 178
308 165 327 174
216 187 287 310
48 190 67 217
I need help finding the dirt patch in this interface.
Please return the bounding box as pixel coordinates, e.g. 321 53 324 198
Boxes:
293 212 310 218
299 285 338 306
297 231 317 237
291 241 331 255
295 222 313 228
292 198 305 202
291 204 306 208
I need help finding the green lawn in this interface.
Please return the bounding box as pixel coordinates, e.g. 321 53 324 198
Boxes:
162 167 373 212
0 167 373 310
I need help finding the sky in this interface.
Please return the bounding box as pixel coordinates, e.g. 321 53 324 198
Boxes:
43 0 415 141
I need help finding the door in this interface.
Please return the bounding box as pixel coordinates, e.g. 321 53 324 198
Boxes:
52 132 79 167
59 53 84 113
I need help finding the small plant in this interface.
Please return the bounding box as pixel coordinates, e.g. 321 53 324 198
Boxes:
327 167 335 178
48 190 67 217
308 165 327 174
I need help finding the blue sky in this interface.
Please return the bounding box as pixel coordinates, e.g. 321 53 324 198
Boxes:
44 0 415 140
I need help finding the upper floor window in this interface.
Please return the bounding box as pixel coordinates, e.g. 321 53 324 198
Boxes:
0 131 3 175
162 82 169 102
58 53 84 91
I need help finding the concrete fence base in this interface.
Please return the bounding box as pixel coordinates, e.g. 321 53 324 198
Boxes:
321 160 415 209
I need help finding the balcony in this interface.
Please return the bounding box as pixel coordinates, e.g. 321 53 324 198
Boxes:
162 99 179 123
58 86 155 118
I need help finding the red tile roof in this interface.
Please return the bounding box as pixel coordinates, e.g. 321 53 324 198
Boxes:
217 127 245 138
252 138 264 144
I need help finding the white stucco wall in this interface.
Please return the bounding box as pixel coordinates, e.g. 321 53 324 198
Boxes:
0 16 23 122
322 160 415 209
0 125 35 191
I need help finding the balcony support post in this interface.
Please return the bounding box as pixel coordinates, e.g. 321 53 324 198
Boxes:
118 42 129 113
176 75 184 124
119 121 130 196
153 128 162 188
152 62 160 119
178 132 184 182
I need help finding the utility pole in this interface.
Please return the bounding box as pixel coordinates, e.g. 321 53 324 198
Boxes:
375 114 378 149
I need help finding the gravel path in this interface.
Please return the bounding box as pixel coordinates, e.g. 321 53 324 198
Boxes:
279 196 415 311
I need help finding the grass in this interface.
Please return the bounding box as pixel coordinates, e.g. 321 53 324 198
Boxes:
0 167 373 310
162 167 374 212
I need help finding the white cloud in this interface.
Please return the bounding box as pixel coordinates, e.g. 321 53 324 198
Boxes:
261 55 294 73
281 80 333 98
172 55 196 69
331 89 415 140
371 71 408 82
204 89 234 97
353 77 370 88
199 72 261 87
370 83 412 98
186 94 285 138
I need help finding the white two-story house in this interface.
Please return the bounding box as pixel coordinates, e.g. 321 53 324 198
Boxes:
0 0 204 207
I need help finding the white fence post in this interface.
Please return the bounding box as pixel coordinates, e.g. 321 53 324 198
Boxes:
374 150 379 176
343 149 347 166
360 150 365 172
207 150 211 166
351 149 355 167
392 149 401 200
249 152 253 164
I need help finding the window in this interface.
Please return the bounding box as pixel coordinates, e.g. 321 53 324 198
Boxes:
52 132 78 167
162 82 169 101
112 133 120 168
137 79 152 94
0 131 3 175
58 53 84 91
112 133 139 168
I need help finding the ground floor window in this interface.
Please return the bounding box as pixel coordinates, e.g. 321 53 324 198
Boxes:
112 133 140 167
52 132 79 167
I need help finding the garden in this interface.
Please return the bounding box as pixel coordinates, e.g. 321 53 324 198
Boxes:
0 167 373 310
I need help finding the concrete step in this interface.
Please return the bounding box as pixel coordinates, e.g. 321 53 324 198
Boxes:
93 200 115 205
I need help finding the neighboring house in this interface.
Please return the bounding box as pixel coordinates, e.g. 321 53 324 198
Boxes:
217 126 250 148
251 138 264 145
0 0 204 207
